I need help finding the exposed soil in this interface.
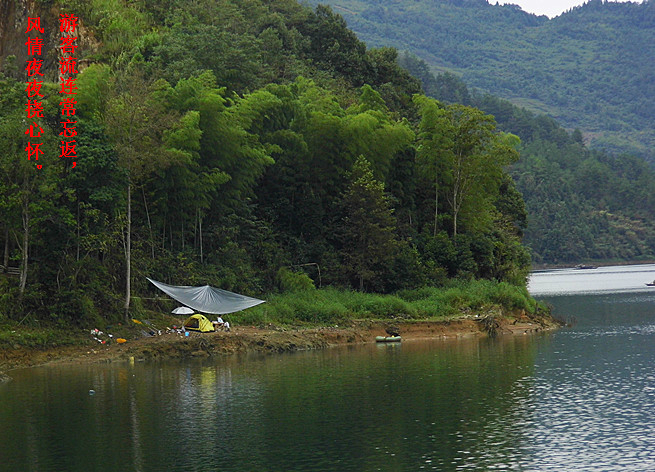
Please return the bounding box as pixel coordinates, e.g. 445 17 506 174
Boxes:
0 312 558 378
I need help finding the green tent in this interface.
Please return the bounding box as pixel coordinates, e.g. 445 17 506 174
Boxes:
183 314 216 333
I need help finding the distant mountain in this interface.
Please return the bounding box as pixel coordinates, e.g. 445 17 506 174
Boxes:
306 0 655 162
399 55 655 264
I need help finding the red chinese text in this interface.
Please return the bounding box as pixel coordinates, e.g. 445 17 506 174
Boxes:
25 17 44 168
59 13 80 168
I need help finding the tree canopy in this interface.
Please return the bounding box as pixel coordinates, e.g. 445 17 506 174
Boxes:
0 0 537 324
404 55 655 264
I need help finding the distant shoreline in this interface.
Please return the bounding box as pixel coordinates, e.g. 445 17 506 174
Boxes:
531 260 655 271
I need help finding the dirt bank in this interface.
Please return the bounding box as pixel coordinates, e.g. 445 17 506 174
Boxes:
0 315 557 375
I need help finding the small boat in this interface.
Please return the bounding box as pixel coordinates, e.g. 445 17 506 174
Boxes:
646 281 655 286
376 336 401 343
574 264 598 270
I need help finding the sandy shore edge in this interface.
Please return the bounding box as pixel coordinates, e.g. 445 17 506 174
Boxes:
0 316 558 376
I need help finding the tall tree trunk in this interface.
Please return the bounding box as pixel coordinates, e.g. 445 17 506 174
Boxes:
19 200 29 300
162 218 166 250
76 201 80 261
142 187 155 260
199 214 203 264
3 227 9 269
194 208 198 250
124 182 131 321
433 171 439 237
453 185 459 238
452 162 463 238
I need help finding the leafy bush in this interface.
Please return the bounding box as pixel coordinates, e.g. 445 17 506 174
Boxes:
276 267 316 292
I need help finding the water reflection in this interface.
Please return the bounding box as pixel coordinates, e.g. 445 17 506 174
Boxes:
3 266 655 471
1 336 541 472
525 267 655 471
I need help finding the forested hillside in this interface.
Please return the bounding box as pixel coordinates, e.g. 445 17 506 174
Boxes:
401 54 655 264
306 0 655 162
0 0 531 324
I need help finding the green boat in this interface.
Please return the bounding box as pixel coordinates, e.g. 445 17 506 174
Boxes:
376 336 401 343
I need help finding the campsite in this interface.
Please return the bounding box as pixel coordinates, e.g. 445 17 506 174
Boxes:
4 0 655 468
147 277 265 332
1 272 557 374
0 314 552 372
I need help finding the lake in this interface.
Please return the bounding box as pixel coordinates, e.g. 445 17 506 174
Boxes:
1 265 655 471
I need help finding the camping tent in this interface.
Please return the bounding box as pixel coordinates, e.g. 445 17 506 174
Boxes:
147 278 265 314
184 314 215 333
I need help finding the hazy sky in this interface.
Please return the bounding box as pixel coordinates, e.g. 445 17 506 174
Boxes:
496 0 639 18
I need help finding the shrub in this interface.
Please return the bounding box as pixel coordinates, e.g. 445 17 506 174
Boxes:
276 267 316 292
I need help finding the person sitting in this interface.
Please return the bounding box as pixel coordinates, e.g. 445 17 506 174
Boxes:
212 316 225 330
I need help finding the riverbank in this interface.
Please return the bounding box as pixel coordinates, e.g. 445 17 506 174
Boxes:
0 312 559 376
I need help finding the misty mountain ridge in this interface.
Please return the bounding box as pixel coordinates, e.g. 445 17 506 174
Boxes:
307 0 655 162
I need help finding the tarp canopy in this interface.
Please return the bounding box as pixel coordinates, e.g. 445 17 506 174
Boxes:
147 278 265 315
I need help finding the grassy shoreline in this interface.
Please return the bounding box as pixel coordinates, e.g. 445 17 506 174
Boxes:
0 280 557 373
237 279 546 326
0 315 560 375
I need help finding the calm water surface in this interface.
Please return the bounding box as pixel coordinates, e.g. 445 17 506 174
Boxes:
1 265 655 471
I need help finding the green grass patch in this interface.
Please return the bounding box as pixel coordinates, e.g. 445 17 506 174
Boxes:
0 325 86 349
235 279 540 326
0 280 543 343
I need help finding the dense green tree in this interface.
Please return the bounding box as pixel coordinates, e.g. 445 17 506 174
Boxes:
414 95 451 236
338 155 398 291
0 78 62 301
0 0 539 325
406 52 655 265
103 71 182 318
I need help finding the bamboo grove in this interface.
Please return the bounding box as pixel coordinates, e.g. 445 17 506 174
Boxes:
0 0 531 324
